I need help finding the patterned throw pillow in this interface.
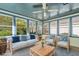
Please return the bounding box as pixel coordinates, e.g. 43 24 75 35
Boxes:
60 35 68 41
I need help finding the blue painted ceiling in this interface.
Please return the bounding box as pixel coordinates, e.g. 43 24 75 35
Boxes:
0 3 78 21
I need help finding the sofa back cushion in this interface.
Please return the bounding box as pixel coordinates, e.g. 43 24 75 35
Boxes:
20 35 27 41
27 35 30 40
12 36 20 43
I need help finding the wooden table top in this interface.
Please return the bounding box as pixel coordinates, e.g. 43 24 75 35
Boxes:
30 45 55 56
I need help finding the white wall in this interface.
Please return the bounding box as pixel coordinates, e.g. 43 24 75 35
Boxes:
70 37 79 47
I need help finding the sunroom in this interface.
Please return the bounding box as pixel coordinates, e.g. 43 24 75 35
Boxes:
0 3 79 56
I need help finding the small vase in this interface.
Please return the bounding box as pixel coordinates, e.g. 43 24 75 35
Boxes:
41 39 45 48
41 42 44 48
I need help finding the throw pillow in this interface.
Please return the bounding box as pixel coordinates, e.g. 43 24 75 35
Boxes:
30 35 35 39
12 36 20 43
60 35 68 41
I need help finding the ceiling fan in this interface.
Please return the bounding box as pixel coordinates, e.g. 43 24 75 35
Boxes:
42 3 49 20
32 3 57 20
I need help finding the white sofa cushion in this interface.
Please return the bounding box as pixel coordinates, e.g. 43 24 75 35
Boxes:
57 41 68 47
12 39 36 50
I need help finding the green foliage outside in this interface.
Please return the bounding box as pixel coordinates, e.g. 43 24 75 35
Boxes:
16 18 27 35
0 16 27 36
0 16 12 25
0 16 12 36
0 29 12 36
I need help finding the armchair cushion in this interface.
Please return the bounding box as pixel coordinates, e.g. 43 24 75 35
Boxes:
57 41 68 47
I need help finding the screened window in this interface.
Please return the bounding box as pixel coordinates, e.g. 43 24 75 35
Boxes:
72 16 79 37
43 22 49 34
50 21 57 35
72 3 79 9
0 14 12 36
59 18 69 34
29 20 36 34
37 21 42 34
59 4 70 14
16 18 27 35
50 11 58 17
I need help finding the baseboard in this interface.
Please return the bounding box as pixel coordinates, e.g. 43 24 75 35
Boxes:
70 46 79 51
